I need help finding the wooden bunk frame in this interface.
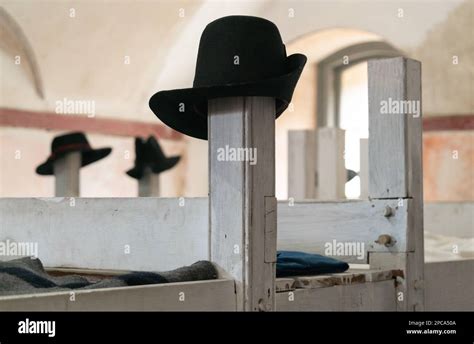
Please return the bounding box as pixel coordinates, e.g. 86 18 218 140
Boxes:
1 57 472 311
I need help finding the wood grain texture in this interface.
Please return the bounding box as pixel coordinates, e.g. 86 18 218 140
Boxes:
287 130 317 199
278 199 411 263
0 197 209 271
54 151 81 197
289 268 397 289
1 198 463 270
208 97 276 311
316 128 346 200
368 57 424 311
359 138 369 199
0 279 236 311
276 279 396 311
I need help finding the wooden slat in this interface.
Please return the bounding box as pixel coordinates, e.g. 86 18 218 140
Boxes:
1 198 465 271
359 138 369 199
316 127 346 199
278 199 411 263
276 279 396 311
0 279 236 311
0 107 182 140
208 97 276 311
275 278 295 292
0 197 209 271
368 57 424 311
0 197 413 268
287 130 317 199
288 269 397 289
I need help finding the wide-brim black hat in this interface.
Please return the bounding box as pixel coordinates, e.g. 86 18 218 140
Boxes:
149 16 307 140
126 136 181 179
36 132 112 176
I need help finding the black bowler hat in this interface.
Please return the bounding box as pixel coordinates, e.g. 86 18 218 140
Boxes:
36 132 112 175
126 136 181 179
149 15 307 140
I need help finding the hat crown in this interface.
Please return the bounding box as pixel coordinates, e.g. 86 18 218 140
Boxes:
146 137 167 161
51 132 90 152
134 137 167 165
193 16 287 87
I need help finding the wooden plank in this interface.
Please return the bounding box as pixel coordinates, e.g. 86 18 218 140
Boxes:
0 107 182 140
54 151 81 197
0 198 411 268
0 197 209 271
316 127 346 200
289 268 396 289
138 167 160 197
425 260 474 311
359 138 368 199
276 279 396 311
287 130 317 199
368 57 424 311
1 198 463 272
209 97 276 311
368 57 421 199
275 278 295 292
278 199 411 263
0 279 236 311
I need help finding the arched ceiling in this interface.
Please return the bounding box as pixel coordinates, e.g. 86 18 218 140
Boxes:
0 0 465 122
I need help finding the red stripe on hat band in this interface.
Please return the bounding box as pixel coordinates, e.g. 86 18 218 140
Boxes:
49 143 91 160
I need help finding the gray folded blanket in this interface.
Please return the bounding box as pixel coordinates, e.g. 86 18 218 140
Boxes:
0 257 218 296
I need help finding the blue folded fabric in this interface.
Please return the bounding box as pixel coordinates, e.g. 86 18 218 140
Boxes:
276 250 349 277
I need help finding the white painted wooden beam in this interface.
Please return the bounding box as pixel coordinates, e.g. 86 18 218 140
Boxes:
276 279 396 311
138 167 160 197
208 97 276 311
287 130 317 200
0 279 236 311
368 57 424 311
0 197 425 269
316 127 346 200
278 199 411 263
359 138 368 199
53 151 81 197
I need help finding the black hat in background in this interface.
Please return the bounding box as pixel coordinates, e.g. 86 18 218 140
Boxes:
149 15 307 140
126 136 181 179
36 132 112 175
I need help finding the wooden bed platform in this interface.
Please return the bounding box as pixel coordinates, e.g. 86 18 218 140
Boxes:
1 57 472 311
0 267 399 311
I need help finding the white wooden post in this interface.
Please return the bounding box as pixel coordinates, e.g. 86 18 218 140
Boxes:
209 97 276 311
138 167 160 197
288 130 317 199
359 138 369 199
316 127 346 200
54 151 81 197
368 57 424 311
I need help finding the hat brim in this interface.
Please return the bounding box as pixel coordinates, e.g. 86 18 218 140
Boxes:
36 147 112 176
126 156 181 180
149 54 307 140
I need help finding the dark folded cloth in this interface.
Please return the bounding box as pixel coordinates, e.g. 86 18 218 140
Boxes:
0 257 218 296
276 250 349 277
